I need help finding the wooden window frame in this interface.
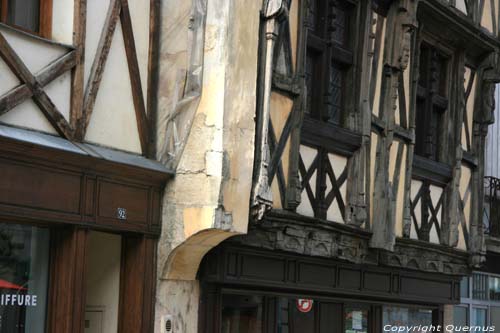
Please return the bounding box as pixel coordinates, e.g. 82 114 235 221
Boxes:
412 37 455 186
0 0 52 39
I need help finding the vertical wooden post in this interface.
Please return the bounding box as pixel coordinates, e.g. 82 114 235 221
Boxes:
47 227 88 333
118 236 157 333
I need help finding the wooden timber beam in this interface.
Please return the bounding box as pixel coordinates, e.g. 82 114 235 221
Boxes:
0 50 77 115
0 32 74 139
120 0 149 154
70 0 87 130
78 0 121 140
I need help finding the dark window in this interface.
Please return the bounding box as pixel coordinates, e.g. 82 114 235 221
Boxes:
460 276 470 298
0 0 51 38
306 0 353 126
415 44 449 161
0 223 50 333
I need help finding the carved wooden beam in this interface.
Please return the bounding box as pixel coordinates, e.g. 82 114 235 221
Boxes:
120 0 149 154
0 32 74 139
78 0 121 140
0 50 77 115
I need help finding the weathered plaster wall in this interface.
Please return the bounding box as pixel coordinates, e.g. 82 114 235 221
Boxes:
154 0 261 331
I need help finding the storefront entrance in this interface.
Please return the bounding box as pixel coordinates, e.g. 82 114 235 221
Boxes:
199 244 458 333
219 292 435 333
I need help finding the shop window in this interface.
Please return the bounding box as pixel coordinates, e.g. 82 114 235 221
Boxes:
489 276 500 301
0 0 52 38
345 307 368 333
383 306 433 333
471 308 487 327
454 306 468 327
0 223 49 333
460 277 470 298
221 294 263 333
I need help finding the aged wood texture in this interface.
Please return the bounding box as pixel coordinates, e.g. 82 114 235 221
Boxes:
370 0 418 250
39 0 53 38
118 236 157 333
251 0 286 219
0 50 77 114
146 0 161 158
70 0 87 130
120 0 149 153
47 228 88 333
78 0 121 140
0 32 74 139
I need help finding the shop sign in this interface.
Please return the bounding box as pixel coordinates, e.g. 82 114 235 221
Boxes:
296 299 313 313
0 294 38 307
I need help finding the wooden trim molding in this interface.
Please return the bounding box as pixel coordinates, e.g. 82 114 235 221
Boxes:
412 155 453 186
301 117 363 156
0 131 171 235
39 0 53 39
0 0 53 38
47 227 88 333
199 243 463 305
118 236 157 333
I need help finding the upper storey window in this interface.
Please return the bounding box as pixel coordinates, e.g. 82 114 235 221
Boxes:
306 0 354 125
0 0 51 38
415 43 449 162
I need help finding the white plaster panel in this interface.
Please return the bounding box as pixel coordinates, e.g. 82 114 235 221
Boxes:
0 99 57 134
481 0 494 33
44 71 72 121
429 223 440 244
410 179 423 240
297 145 317 218
271 178 282 209
84 0 109 88
85 24 142 153
0 57 20 95
290 0 299 70
0 26 67 74
326 153 347 223
52 0 74 45
455 0 467 14
129 0 150 103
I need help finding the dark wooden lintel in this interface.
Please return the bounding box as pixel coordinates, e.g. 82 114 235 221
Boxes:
302 117 362 156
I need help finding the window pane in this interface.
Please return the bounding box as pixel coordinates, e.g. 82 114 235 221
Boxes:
222 294 263 333
460 277 469 298
491 307 500 328
454 306 468 327
0 223 49 333
472 308 487 327
489 276 500 301
345 307 368 333
6 0 40 33
383 306 433 333
472 274 489 300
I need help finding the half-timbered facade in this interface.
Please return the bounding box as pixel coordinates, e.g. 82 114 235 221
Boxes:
2 0 500 332
193 0 500 332
0 0 170 332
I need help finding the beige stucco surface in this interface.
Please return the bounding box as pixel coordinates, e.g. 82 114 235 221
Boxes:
154 0 260 330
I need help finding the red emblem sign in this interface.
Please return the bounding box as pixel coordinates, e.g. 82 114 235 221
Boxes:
296 299 314 313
